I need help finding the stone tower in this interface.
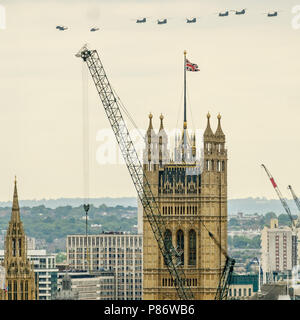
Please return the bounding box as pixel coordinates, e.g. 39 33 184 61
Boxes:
142 112 228 300
1 178 37 300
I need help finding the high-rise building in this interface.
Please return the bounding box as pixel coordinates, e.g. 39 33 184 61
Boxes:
142 112 228 300
66 233 143 300
261 219 297 275
0 179 37 300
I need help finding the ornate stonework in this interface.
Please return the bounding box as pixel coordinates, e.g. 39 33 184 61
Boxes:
0 179 37 300
143 113 228 300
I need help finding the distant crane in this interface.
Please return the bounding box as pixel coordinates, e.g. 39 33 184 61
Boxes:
288 185 300 213
261 164 296 230
201 222 235 300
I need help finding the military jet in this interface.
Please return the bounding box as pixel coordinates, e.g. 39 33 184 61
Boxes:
90 27 99 32
186 17 197 23
218 11 229 17
157 18 167 24
233 9 246 15
56 25 68 31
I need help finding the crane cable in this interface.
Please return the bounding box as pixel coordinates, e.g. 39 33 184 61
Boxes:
82 61 90 272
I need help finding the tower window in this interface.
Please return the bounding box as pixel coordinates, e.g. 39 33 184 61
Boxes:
188 229 196 266
164 230 172 265
19 239 22 257
177 230 184 265
12 239 16 257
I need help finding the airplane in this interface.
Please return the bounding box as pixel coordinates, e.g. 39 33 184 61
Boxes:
157 18 167 24
267 11 278 17
218 11 229 17
186 17 197 23
233 9 246 15
136 17 147 23
56 25 68 31
90 27 99 32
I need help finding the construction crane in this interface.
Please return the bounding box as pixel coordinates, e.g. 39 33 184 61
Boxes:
288 185 300 227
75 45 193 300
206 228 235 300
261 164 296 230
288 185 300 213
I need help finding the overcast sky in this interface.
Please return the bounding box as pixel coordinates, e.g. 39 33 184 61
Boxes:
0 0 299 201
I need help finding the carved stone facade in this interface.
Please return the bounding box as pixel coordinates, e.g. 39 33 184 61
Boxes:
0 179 37 300
142 113 228 300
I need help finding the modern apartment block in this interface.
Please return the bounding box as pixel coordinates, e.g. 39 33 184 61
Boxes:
261 219 297 275
66 233 143 300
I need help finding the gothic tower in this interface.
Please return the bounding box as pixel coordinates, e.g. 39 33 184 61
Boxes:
142 112 228 300
1 178 37 300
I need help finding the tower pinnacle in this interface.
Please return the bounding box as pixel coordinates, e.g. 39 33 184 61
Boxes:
12 176 20 222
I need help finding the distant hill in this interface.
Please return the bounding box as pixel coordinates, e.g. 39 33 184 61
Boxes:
228 197 298 216
0 197 298 216
0 197 137 209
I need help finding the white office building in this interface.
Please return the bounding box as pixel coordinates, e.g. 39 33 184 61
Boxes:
67 233 142 300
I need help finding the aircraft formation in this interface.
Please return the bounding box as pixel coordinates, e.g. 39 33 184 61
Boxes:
131 9 281 24
56 25 100 31
55 9 281 31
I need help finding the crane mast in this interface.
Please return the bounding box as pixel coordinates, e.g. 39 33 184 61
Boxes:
261 164 296 230
288 185 300 213
76 45 194 300
206 229 235 300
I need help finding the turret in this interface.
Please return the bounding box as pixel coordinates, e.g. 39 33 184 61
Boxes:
143 113 158 170
157 114 169 167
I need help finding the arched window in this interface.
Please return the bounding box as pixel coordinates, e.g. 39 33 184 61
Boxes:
19 239 22 257
164 230 172 265
177 230 184 265
189 229 196 265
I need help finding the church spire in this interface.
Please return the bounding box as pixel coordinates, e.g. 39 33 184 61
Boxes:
12 176 20 222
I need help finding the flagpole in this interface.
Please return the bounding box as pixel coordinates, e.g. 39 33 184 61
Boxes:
184 50 187 129
183 50 187 162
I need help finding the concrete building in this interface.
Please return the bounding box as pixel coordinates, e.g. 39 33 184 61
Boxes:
55 270 115 300
66 233 142 300
142 112 228 300
228 274 259 299
261 219 297 277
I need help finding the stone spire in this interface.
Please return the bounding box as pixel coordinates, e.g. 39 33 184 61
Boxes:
203 112 214 139
215 113 225 141
11 176 20 222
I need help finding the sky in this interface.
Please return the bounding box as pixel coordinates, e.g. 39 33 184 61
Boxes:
0 0 300 201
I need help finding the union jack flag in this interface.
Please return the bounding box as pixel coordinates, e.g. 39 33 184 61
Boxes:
186 59 200 72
